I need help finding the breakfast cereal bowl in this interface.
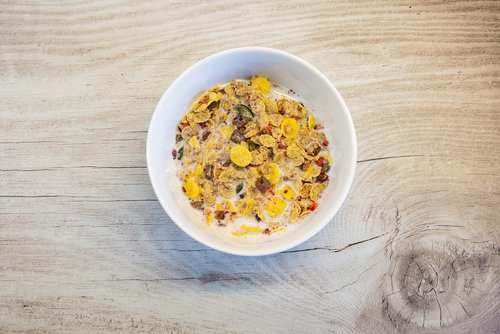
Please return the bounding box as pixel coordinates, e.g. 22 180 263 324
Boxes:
147 47 356 256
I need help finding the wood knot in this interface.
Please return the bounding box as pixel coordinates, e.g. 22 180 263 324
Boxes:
380 233 497 330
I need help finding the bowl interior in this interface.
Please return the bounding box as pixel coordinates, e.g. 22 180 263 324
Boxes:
147 48 356 256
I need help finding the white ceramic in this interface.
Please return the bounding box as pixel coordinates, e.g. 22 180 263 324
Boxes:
147 47 357 256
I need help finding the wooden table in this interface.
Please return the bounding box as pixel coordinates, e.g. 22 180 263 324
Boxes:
1 1 499 333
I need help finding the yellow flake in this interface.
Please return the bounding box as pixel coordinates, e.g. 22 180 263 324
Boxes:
263 98 278 113
240 225 263 233
219 183 236 199
311 165 321 178
302 163 314 179
232 231 248 237
259 134 276 148
293 155 305 167
194 111 211 123
264 163 281 184
308 115 315 130
279 185 297 200
289 201 302 222
299 183 312 198
206 136 217 149
235 199 254 217
220 126 234 140
269 114 283 127
310 182 328 201
206 209 214 225
251 76 271 94
265 196 287 218
281 118 299 138
315 153 334 165
230 144 252 167
183 179 200 199
188 164 204 178
224 199 236 213
188 136 200 149
286 144 302 159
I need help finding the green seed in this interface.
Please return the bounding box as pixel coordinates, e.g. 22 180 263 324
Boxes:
248 141 258 151
208 100 220 111
236 183 243 194
177 146 184 160
237 104 254 120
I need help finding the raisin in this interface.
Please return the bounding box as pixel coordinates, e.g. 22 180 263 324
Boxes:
300 161 311 171
202 131 211 141
232 116 249 128
308 144 321 156
190 201 203 210
316 173 329 183
230 129 245 143
255 176 272 194
260 126 272 135
215 211 225 221
172 149 177 159
204 164 214 180
321 161 330 174
175 134 182 143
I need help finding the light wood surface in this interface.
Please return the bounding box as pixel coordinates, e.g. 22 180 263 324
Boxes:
1 1 499 333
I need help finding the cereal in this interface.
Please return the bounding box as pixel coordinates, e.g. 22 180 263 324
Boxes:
251 76 271 94
280 184 297 200
183 179 200 199
286 144 302 159
289 201 302 222
259 134 276 147
281 118 299 138
230 144 252 167
175 77 332 236
265 196 287 217
307 114 315 130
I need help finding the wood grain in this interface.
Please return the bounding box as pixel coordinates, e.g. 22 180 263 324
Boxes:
1 1 499 333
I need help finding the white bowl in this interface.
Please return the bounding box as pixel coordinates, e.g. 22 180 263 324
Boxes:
147 47 356 256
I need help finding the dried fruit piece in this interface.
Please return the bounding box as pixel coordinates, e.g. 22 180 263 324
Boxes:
255 176 272 194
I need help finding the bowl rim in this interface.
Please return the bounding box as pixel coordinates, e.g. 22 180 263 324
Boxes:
147 47 357 256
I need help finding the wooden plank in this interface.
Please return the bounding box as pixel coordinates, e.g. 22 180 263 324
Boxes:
1 1 499 333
